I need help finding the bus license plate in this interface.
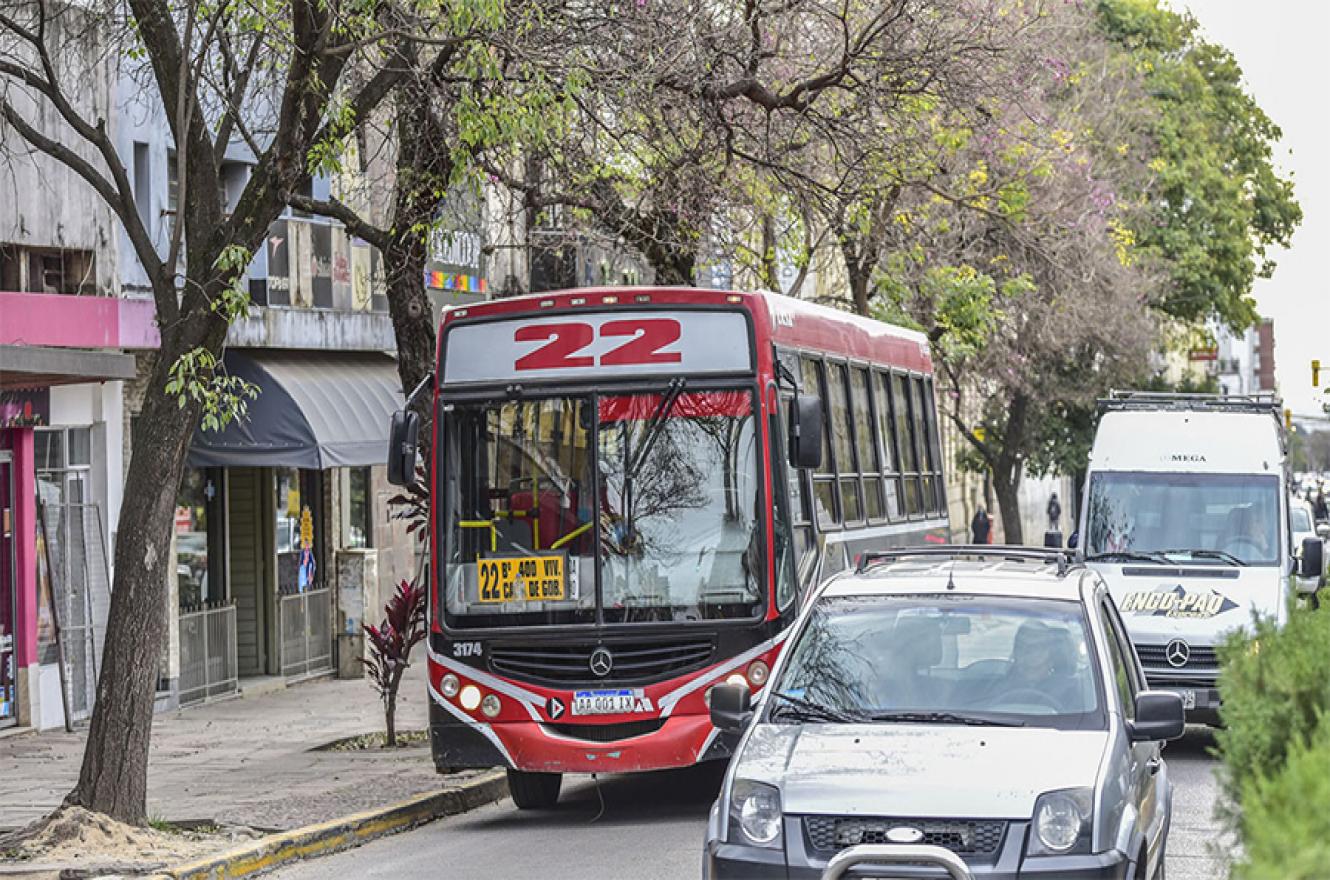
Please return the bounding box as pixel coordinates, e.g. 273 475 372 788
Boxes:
477 555 565 603
573 689 641 716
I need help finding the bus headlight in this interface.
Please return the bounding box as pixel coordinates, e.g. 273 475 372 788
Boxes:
481 694 502 718
747 660 770 687
440 674 460 698
459 684 482 711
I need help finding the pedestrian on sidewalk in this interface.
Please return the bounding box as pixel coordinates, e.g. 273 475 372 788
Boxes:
1315 490 1329 524
971 507 991 545
1047 492 1062 531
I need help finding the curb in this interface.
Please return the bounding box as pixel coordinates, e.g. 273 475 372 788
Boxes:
165 769 508 879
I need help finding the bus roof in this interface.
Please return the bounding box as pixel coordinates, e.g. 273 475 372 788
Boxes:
440 287 933 374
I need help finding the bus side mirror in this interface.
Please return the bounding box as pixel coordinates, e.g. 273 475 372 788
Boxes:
788 395 823 470
387 410 420 487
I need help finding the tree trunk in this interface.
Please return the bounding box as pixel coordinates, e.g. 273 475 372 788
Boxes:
848 264 871 317
991 393 1031 546
993 469 1023 546
382 234 434 424
64 311 225 825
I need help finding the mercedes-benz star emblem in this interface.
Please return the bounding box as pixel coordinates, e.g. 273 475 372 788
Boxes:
589 647 614 678
1165 639 1191 668
885 827 925 845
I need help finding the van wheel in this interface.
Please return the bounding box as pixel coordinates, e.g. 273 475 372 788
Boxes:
507 769 562 809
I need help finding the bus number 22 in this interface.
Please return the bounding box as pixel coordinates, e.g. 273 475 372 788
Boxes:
514 319 682 371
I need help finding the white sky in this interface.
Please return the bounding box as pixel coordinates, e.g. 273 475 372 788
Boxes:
1182 0 1330 416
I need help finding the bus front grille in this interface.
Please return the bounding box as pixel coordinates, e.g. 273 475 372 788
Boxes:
490 639 715 685
543 719 666 742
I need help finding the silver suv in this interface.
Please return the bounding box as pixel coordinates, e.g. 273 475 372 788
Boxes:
703 547 1183 880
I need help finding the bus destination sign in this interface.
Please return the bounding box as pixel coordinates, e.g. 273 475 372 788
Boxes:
443 311 752 384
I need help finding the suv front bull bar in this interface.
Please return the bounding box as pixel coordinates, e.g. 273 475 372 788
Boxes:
820 844 975 880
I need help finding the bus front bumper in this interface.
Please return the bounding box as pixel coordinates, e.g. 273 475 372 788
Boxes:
429 701 733 774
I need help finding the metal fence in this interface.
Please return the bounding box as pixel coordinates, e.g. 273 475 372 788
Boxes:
178 603 238 705
38 502 110 722
278 587 332 679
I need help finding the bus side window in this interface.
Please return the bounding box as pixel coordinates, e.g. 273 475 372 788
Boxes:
777 392 818 601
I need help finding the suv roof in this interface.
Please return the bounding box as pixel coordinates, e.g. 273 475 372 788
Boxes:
826 546 1090 602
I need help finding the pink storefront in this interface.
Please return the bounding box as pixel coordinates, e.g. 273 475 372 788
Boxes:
0 291 157 728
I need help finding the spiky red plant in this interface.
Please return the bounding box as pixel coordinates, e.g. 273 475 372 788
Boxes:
362 579 427 746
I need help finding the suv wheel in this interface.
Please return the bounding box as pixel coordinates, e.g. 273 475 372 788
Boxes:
507 769 562 809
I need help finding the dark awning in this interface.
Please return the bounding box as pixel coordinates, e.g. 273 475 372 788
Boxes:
188 350 404 470
0 345 137 389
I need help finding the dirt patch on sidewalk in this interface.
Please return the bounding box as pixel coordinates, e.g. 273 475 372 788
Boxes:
0 806 254 873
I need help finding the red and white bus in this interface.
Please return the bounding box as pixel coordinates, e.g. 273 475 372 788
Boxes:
386 287 949 808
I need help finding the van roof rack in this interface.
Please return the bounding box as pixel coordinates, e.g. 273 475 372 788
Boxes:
856 545 1075 577
1098 390 1282 416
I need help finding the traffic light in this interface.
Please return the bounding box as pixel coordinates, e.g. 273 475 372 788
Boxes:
1314 359 1322 387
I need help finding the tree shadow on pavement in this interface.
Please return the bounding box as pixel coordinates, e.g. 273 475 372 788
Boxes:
473 761 727 829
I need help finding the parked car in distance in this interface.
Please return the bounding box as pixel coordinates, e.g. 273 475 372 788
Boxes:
704 547 1184 880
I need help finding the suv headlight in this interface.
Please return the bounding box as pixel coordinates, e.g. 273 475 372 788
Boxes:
1029 788 1093 856
729 779 783 848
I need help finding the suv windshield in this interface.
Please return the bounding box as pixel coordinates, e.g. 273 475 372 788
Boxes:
440 389 764 628
772 596 1105 730
1085 471 1281 566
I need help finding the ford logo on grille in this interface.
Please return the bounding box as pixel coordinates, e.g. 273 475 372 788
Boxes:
1166 639 1191 668
589 647 614 677
886 826 925 845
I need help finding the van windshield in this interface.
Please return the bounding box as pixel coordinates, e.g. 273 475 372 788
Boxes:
1085 472 1282 566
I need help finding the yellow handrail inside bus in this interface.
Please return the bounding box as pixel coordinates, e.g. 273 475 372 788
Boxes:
550 521 593 550
490 508 540 549
458 519 498 553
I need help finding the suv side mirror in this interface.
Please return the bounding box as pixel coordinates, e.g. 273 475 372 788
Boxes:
1300 536 1324 580
1129 691 1185 742
788 396 824 471
709 684 753 733
386 410 420 487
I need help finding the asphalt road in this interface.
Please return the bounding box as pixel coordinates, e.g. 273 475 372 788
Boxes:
271 728 1232 880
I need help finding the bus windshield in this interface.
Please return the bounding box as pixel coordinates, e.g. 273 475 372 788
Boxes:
440 389 764 628
1085 471 1282 566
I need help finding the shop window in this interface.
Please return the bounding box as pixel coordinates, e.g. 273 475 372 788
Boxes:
344 467 372 549
276 468 322 594
176 469 225 609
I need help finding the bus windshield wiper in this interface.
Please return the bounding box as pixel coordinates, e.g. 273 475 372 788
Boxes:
1084 550 1174 565
626 377 687 482
867 710 1025 727
1159 548 1243 566
769 691 866 724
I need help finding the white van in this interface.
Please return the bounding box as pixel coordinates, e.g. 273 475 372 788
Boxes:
1074 391 1323 725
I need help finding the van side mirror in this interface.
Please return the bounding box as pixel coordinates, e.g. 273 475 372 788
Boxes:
1129 691 1185 742
386 410 420 487
1044 530 1063 549
709 684 753 733
1300 536 1324 580
788 396 823 470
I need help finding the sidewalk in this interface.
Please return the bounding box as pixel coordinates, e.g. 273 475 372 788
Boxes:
0 663 447 833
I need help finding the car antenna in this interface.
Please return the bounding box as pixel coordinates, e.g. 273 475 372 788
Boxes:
946 562 957 591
